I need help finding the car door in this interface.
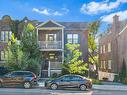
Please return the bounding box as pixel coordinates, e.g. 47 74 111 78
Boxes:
2 72 14 87
10 72 24 87
58 76 71 87
70 76 83 87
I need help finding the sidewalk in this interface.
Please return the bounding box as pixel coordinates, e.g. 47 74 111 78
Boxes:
93 84 127 91
37 81 127 91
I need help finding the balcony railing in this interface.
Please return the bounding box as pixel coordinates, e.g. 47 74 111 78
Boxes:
50 62 62 69
38 41 62 49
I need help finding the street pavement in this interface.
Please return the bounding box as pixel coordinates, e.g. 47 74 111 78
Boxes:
0 88 127 95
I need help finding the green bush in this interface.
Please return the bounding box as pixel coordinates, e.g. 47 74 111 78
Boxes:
122 77 127 84
92 79 102 85
52 73 58 78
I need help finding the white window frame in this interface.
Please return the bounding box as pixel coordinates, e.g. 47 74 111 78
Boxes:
1 31 5 41
100 46 103 54
1 51 5 60
103 45 106 53
108 60 112 69
73 34 78 44
108 43 111 52
103 61 106 69
67 34 73 43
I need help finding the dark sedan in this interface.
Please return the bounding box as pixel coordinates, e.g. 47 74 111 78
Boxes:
0 71 37 89
45 75 92 91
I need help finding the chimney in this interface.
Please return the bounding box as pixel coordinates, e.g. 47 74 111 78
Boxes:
112 15 120 33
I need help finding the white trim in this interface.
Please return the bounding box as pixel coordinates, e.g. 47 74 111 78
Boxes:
62 28 64 64
38 27 63 30
118 24 127 36
36 20 64 28
39 49 63 51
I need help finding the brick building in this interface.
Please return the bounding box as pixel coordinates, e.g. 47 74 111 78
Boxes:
99 15 127 81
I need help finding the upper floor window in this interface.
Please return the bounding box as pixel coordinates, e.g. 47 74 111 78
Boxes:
67 34 78 44
103 45 106 53
100 46 103 54
103 61 106 69
46 34 56 41
1 51 4 60
108 60 112 69
1 31 12 41
108 43 111 52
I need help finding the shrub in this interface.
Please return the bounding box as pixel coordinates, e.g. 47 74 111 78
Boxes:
92 79 102 85
52 73 58 78
122 77 127 84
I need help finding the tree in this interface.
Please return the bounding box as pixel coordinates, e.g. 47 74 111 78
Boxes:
119 59 127 82
5 33 23 71
20 23 42 75
62 43 88 75
88 21 100 78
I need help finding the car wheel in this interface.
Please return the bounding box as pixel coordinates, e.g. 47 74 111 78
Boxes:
80 84 87 91
50 83 58 90
23 81 31 89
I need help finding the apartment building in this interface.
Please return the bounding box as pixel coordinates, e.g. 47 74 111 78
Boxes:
99 15 127 81
0 15 89 77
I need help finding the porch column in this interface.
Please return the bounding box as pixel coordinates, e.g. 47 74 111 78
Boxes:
48 61 51 77
62 28 64 63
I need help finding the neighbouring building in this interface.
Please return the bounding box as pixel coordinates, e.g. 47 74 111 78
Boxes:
0 15 89 78
0 15 13 64
98 15 127 81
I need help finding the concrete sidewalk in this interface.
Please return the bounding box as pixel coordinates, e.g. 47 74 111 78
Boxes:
37 82 127 91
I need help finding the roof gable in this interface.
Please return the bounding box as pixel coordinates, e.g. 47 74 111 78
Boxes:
37 20 64 28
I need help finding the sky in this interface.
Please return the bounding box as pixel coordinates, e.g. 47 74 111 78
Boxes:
0 0 127 32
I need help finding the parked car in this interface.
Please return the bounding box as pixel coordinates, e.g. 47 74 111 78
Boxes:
45 74 92 91
0 71 37 89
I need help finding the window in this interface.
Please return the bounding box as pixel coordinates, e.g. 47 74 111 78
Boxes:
108 60 112 69
67 34 78 44
108 43 111 52
100 46 103 54
46 34 56 41
9 31 12 40
5 31 8 41
103 61 106 69
100 61 103 68
1 51 4 60
103 45 105 53
67 34 73 43
1 31 4 41
73 34 78 44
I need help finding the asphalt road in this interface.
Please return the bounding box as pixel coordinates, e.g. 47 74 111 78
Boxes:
0 88 127 95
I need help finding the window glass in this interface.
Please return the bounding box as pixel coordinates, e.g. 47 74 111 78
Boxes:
108 60 112 69
5 31 8 41
1 31 4 41
72 76 82 81
73 34 78 44
67 34 73 43
1 51 4 60
9 31 12 40
103 45 105 53
108 43 111 52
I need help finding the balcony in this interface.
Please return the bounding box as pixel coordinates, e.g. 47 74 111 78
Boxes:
38 41 62 50
50 62 62 69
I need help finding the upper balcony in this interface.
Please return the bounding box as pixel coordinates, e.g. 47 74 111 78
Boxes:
38 41 62 50
37 20 64 51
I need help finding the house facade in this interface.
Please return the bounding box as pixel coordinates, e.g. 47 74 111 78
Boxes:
0 15 89 78
36 20 88 77
98 15 127 81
